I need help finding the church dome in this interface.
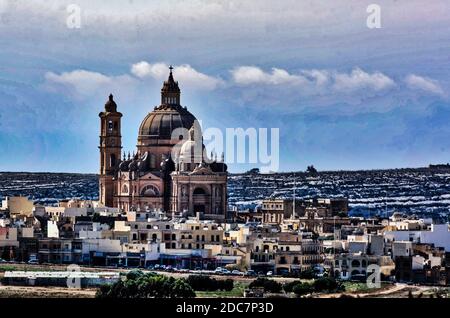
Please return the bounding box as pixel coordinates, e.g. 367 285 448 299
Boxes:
138 105 196 140
138 66 196 140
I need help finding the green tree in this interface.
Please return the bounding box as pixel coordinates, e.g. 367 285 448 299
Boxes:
249 278 282 293
96 273 195 298
293 283 313 296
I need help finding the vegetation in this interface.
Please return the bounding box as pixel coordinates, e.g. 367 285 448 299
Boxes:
195 282 247 298
96 270 195 298
248 278 282 293
283 277 344 296
186 275 234 292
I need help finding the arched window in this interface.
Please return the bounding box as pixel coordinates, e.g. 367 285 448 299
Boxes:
152 234 157 242
351 260 361 267
122 184 128 194
193 187 206 195
141 185 160 197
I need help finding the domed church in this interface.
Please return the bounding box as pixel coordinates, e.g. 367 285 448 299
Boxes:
98 67 228 220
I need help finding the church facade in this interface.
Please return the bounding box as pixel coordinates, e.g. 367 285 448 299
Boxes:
98 68 228 220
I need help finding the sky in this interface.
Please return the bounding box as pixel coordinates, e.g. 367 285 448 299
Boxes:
0 0 450 173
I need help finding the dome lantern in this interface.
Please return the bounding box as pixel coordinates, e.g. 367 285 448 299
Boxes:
161 65 180 106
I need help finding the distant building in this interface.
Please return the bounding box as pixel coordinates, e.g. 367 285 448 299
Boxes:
1 196 34 217
261 199 305 224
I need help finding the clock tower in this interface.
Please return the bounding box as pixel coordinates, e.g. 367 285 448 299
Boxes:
99 94 122 207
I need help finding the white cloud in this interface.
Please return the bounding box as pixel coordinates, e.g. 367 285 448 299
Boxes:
131 61 223 90
405 74 445 96
332 68 395 92
231 66 395 94
231 66 305 85
44 70 138 99
131 62 167 79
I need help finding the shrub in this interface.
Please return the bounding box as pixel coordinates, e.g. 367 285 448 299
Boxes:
283 281 299 293
96 273 195 298
126 269 144 280
219 279 234 292
249 278 282 293
186 275 234 292
293 283 313 296
312 277 342 293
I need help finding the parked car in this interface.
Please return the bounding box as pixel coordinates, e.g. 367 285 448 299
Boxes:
153 264 160 270
27 259 39 265
231 270 243 276
165 265 174 272
222 269 231 275
245 270 257 277
0 258 7 263
214 267 224 274
266 271 273 276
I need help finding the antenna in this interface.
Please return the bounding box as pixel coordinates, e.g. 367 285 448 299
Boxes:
292 173 296 219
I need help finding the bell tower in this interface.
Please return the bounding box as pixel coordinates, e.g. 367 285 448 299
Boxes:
99 94 122 207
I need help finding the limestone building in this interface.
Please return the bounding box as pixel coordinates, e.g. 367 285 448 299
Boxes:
99 68 228 219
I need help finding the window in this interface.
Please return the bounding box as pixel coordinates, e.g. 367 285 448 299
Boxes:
110 154 116 167
108 120 113 131
193 188 206 195
216 235 220 242
141 184 159 197
171 234 176 240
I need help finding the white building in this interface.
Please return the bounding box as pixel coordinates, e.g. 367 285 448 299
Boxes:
385 224 450 251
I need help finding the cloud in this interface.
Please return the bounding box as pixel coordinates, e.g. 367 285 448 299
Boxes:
231 66 305 86
231 66 395 94
332 68 395 92
405 74 445 96
130 61 223 91
44 70 138 99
